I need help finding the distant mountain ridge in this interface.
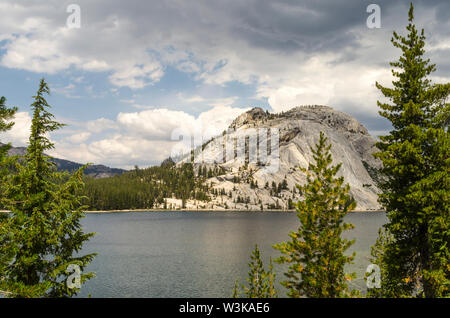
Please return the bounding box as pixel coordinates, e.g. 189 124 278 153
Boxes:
0 143 126 178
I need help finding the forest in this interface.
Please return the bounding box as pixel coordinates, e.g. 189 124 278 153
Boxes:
81 161 214 210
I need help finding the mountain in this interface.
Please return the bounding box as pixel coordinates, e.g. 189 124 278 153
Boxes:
177 105 383 211
2 105 383 210
0 143 126 179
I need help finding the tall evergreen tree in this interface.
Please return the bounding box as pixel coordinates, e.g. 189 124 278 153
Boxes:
0 96 17 293
233 245 277 298
0 96 17 200
273 132 357 298
0 96 17 141
0 79 96 297
371 3 449 298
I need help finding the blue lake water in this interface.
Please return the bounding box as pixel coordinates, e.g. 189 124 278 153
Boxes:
78 211 387 298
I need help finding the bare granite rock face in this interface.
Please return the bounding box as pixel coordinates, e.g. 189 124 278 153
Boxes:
177 105 383 211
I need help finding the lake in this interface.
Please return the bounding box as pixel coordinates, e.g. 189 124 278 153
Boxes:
78 211 387 298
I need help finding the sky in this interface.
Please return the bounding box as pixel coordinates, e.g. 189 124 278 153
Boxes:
0 0 449 169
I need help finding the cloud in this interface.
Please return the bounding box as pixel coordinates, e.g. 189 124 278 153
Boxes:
1 1 448 99
1 0 449 167
85 118 117 134
131 104 156 110
52 83 82 99
258 54 394 117
197 105 250 139
65 132 91 144
117 105 248 142
108 60 164 89
0 112 32 147
0 1 164 89
120 98 136 104
51 137 177 170
177 93 238 108
117 108 197 140
1 104 249 168
49 105 249 168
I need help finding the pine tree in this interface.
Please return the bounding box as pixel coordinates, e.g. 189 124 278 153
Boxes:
0 96 17 295
0 79 96 297
231 280 240 298
0 96 17 141
366 227 395 297
0 96 17 202
288 198 293 210
234 245 277 298
371 3 450 298
273 132 357 298
282 178 288 190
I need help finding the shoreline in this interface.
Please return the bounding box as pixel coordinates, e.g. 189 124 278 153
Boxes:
1 209 385 214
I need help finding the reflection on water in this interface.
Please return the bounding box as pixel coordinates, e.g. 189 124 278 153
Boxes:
78 211 387 298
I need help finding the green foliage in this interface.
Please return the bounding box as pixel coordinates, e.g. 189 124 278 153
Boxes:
362 160 382 187
0 96 17 202
366 228 397 297
232 280 240 298
234 245 277 298
372 4 450 298
0 79 96 297
273 132 358 298
0 95 18 296
82 163 210 210
0 96 17 135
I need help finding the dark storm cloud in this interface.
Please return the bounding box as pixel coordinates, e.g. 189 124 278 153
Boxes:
32 0 446 67
70 0 448 54
1 0 449 142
